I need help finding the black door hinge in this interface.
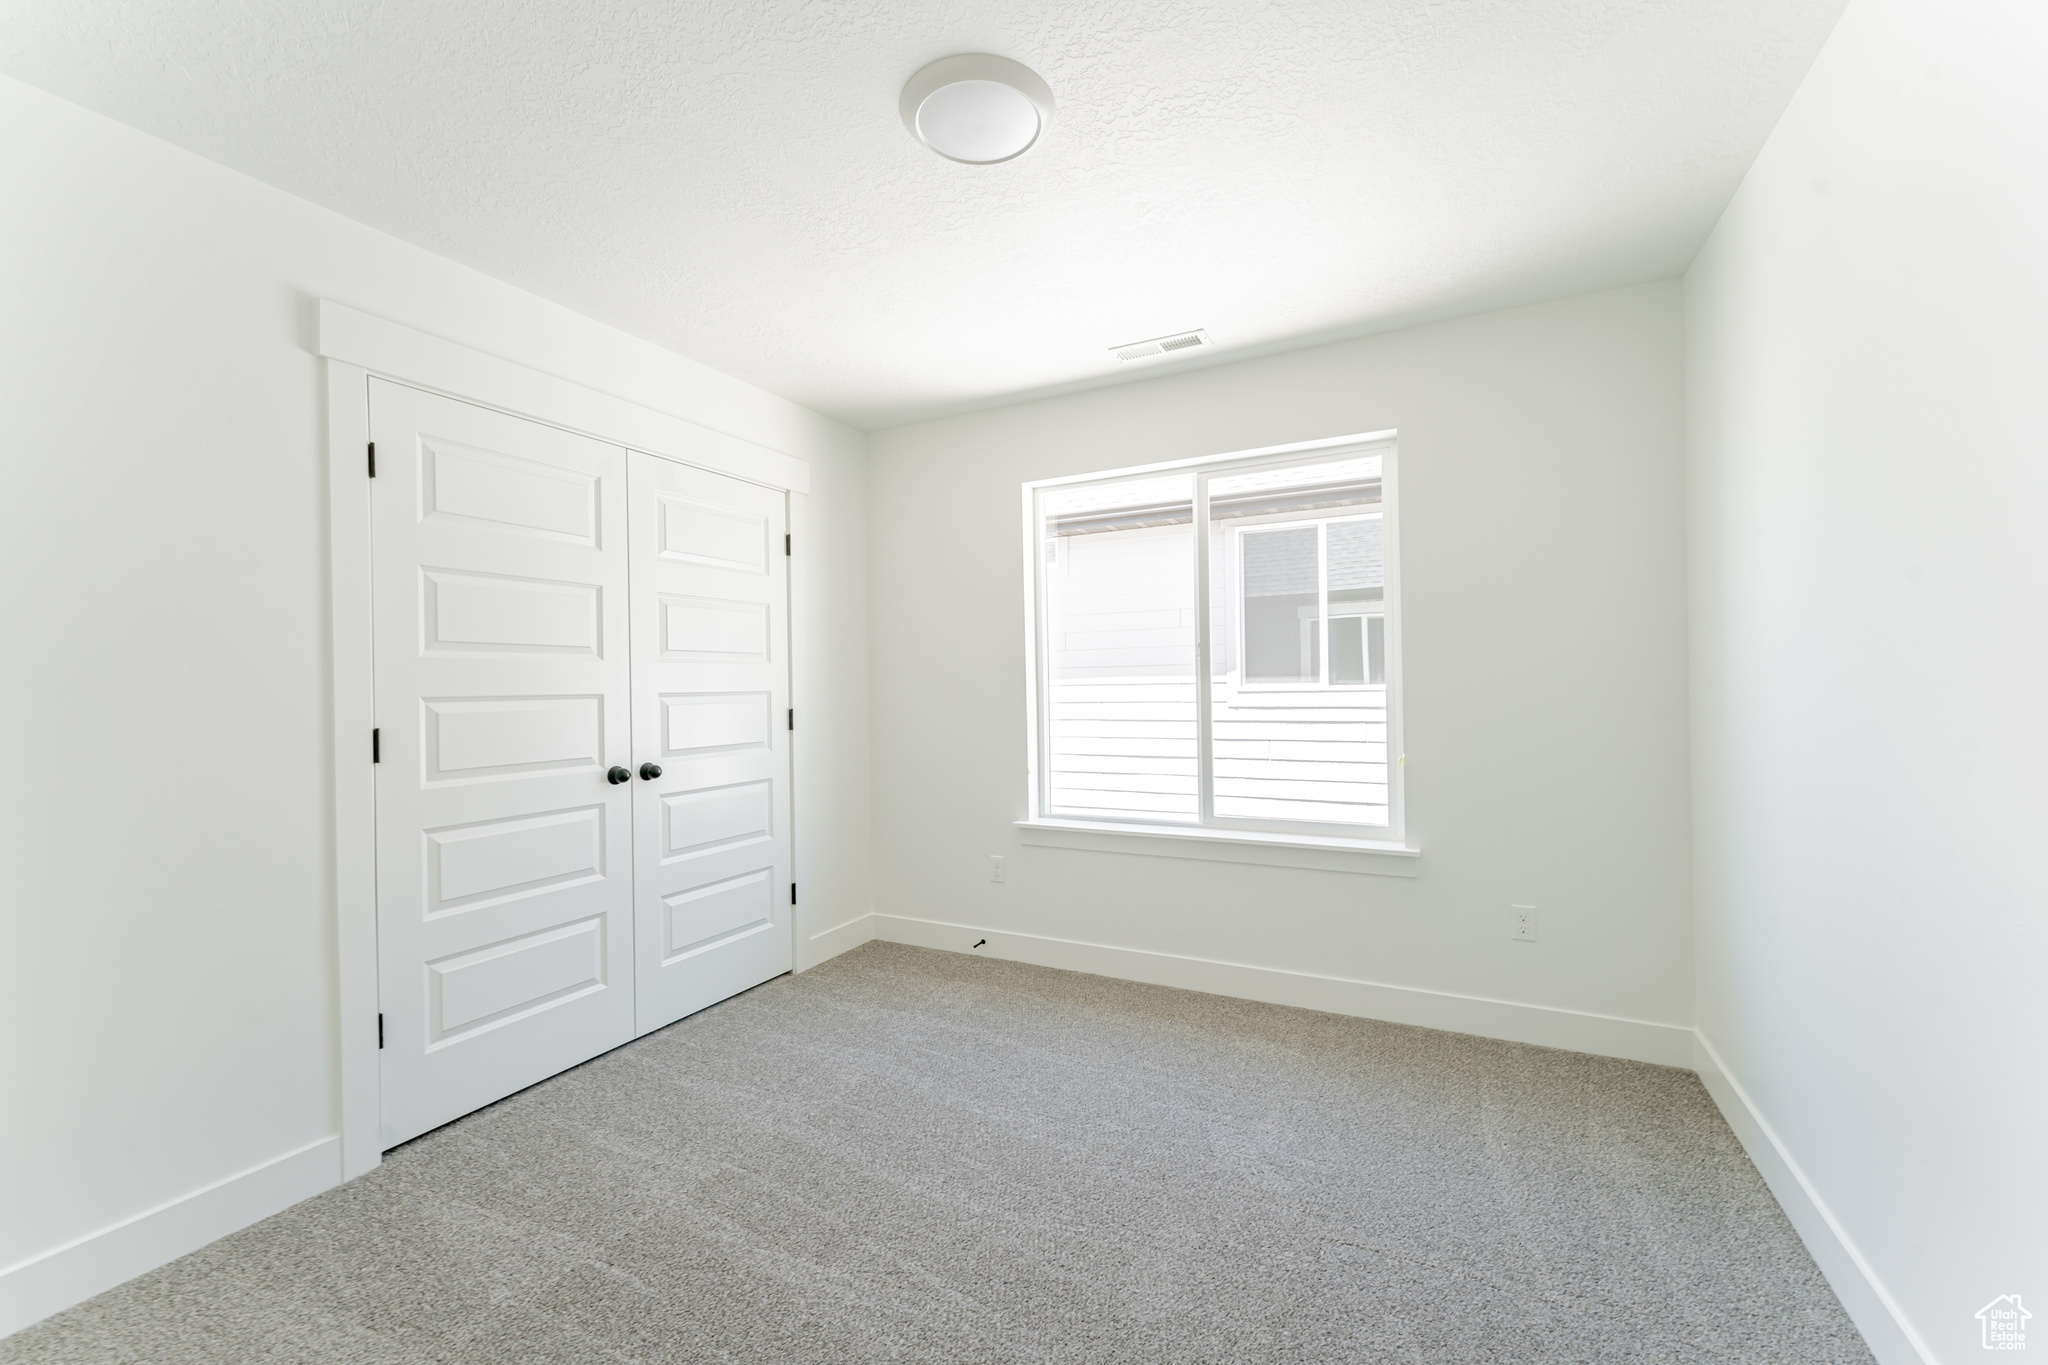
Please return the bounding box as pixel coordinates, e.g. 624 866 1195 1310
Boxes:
790 883 797 905
785 532 791 556
367 442 376 477
377 1013 385 1049
372 728 380 763
787 708 794 731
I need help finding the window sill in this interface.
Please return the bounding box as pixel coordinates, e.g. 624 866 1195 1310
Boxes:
1014 819 1421 877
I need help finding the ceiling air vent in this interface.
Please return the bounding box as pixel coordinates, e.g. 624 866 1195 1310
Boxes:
1111 329 1212 363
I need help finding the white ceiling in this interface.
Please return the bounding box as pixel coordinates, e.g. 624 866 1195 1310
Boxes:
1 1 1844 430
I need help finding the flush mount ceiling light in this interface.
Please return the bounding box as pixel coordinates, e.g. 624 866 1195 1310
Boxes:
900 55 1054 165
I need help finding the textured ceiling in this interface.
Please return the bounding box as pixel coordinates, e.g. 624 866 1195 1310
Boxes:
1 1 1844 429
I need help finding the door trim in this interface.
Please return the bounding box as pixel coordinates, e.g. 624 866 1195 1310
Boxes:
321 302 809 1181
319 301 811 494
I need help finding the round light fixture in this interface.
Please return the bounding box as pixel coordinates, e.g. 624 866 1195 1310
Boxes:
900 54 1054 165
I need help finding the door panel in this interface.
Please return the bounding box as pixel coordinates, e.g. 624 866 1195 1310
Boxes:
371 380 635 1147
629 454 791 1034
659 594 770 658
661 692 772 754
661 780 773 857
423 570 604 654
428 916 607 1039
662 869 776 959
422 695 605 783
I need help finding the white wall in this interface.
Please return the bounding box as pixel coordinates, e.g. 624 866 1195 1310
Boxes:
866 281 1693 1060
0 75 869 1333
1685 3 2046 1360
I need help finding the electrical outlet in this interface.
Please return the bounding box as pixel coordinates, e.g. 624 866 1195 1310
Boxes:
1511 905 1538 942
990 855 1006 883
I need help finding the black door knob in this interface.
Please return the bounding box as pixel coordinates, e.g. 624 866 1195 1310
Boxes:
639 762 663 781
606 766 632 785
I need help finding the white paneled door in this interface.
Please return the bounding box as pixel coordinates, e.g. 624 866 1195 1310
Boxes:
628 454 792 1035
370 380 639 1147
370 382 793 1148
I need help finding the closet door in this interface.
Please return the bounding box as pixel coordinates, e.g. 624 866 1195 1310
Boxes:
627 454 793 1035
370 380 635 1148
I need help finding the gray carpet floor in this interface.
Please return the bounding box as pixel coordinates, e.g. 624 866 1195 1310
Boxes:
5 943 1871 1364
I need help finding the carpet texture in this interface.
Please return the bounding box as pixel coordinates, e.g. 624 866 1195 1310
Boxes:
5 943 1872 1363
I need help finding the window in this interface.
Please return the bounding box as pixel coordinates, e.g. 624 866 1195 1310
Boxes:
1236 517 1384 686
1027 434 1401 841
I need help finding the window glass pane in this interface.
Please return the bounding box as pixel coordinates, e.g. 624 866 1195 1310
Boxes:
1040 474 1197 823
1208 459 1388 829
1329 615 1365 684
1240 526 1321 683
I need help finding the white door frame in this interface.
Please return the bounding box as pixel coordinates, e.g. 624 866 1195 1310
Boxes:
321 300 810 1181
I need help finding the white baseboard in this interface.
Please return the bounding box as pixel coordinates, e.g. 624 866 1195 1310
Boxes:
799 912 877 970
1691 1033 1931 1365
871 913 1694 1067
0 1136 341 1341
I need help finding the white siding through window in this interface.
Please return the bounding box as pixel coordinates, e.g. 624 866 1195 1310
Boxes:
1049 679 1386 825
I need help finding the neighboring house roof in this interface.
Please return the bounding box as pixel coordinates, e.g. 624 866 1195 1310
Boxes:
1327 517 1384 593
1241 514 1384 598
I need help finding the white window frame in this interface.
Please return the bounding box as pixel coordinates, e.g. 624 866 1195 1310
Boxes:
1019 432 1413 870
